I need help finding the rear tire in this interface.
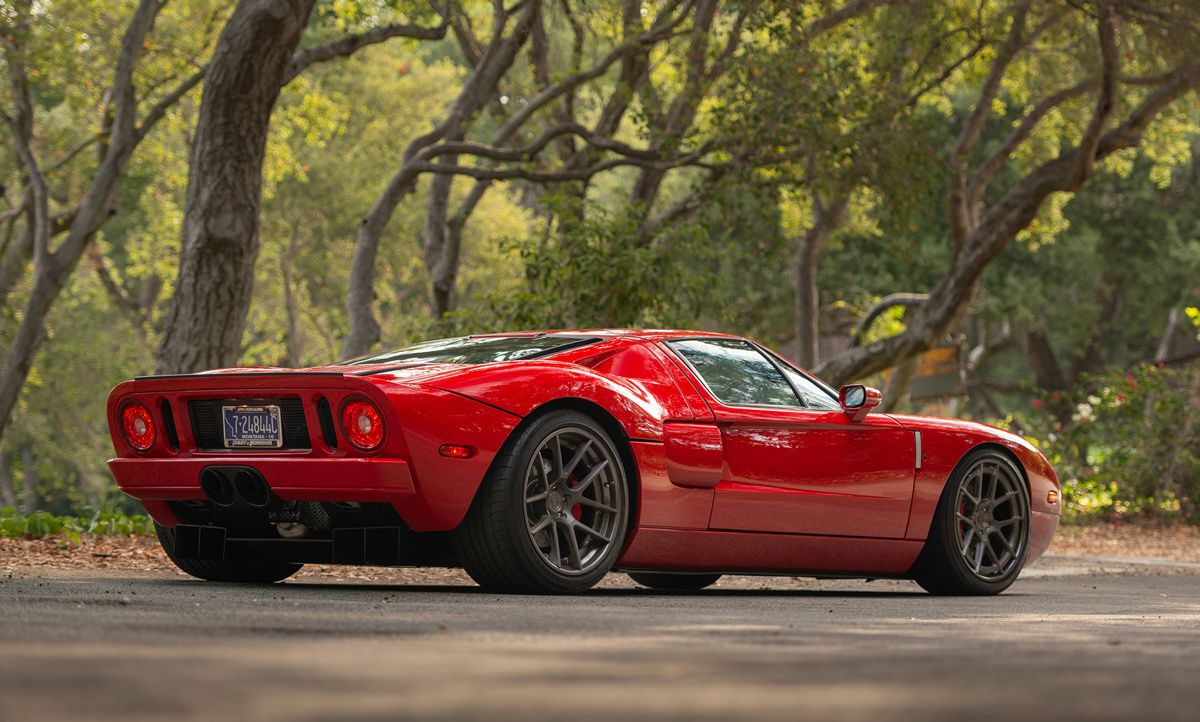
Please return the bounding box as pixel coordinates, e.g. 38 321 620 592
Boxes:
155 523 303 584
627 572 721 591
451 410 630 594
910 450 1030 596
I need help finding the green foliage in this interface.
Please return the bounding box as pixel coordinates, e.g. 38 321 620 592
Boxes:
0 505 154 541
488 196 693 330
1026 365 1200 522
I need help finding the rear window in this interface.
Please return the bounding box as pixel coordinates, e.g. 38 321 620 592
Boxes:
336 335 598 366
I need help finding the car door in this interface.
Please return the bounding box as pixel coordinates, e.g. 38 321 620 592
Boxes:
662 338 916 539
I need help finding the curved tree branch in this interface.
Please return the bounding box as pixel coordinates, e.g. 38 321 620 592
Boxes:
282 18 450 85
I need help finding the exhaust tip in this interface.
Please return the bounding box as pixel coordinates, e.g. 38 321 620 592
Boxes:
234 469 271 508
200 468 236 507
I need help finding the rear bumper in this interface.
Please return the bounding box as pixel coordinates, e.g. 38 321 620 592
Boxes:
108 457 416 504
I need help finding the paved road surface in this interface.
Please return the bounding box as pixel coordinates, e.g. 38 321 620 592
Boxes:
2 566 1199 721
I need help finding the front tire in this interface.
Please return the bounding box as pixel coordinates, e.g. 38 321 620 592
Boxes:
910 450 1030 595
451 410 630 594
155 523 303 584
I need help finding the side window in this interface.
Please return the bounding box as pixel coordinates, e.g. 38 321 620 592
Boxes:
668 339 800 407
762 349 842 411
778 365 841 411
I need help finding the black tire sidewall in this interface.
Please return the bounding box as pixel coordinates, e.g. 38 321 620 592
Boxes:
496 410 630 593
929 450 1031 595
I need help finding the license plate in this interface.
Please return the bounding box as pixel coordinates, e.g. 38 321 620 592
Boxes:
221 405 283 449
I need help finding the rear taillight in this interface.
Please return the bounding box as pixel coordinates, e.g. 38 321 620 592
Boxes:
341 399 384 451
120 402 156 452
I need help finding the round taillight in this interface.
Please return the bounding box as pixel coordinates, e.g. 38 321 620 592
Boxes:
341 400 384 451
121 402 155 452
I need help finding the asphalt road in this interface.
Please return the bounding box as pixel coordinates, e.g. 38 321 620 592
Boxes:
2 567 1199 721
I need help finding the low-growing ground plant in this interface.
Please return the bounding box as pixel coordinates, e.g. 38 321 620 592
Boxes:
0 505 155 542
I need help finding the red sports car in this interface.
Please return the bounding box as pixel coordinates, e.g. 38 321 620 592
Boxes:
106 330 1059 595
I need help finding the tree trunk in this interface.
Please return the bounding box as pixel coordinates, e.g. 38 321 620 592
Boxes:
1017 323 1066 392
155 0 316 375
20 444 36 511
794 191 850 370
281 218 302 366
0 451 17 509
424 153 460 319
0 219 33 306
878 355 920 413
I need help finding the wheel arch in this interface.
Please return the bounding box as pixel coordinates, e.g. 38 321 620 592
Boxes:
907 441 1034 594
952 442 1030 493
510 397 641 534
910 439 1030 542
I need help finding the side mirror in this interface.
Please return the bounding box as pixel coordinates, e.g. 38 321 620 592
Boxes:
839 384 882 423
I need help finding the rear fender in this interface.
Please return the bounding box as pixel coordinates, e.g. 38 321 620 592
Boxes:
425 361 668 441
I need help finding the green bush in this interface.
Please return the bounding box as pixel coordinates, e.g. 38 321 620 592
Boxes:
1026 364 1200 521
0 505 155 541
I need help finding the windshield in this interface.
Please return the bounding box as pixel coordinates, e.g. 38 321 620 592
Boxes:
336 335 598 366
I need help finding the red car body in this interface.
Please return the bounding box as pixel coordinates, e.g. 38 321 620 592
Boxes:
107 330 1059 592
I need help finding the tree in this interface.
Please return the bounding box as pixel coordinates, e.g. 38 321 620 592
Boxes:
0 0 209 452
811 1 1200 388
154 0 447 374
341 0 718 357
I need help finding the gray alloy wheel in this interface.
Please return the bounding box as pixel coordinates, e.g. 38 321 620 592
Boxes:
911 450 1030 596
154 523 302 583
627 572 722 591
451 410 630 594
522 425 625 576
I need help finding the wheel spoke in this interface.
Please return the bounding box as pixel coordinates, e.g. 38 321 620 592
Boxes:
960 528 975 556
994 490 1018 506
955 512 973 525
573 519 612 544
562 438 593 480
565 527 582 570
578 497 618 514
550 435 564 481
529 515 553 536
571 459 608 494
526 490 549 504
963 470 981 504
986 465 998 500
547 521 562 568
972 537 986 573
996 515 1023 527
983 540 1000 567
996 531 1015 554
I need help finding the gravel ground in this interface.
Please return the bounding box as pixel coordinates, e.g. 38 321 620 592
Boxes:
2 520 1198 586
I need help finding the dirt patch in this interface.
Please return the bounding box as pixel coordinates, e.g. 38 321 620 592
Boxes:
1048 521 1200 563
2 520 1197 584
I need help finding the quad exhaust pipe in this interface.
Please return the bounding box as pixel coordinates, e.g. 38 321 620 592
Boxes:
200 466 275 509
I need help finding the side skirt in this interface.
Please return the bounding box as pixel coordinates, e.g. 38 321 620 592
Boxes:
616 527 923 577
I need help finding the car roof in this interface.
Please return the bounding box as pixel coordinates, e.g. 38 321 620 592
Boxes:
476 329 745 343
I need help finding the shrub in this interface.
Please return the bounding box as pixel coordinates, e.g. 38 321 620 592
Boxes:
1026 364 1200 521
